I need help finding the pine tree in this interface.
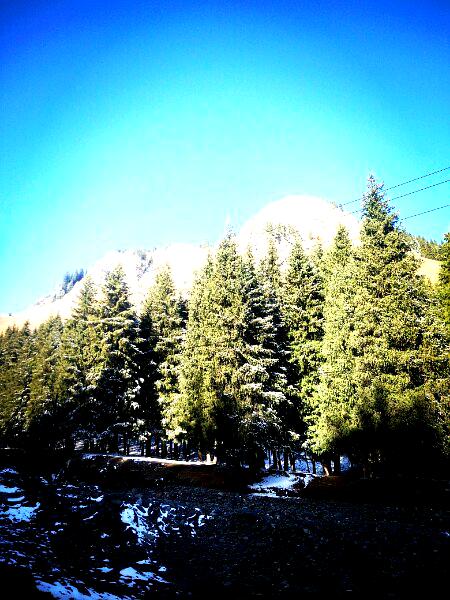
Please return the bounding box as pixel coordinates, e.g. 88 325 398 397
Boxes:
258 241 295 468
280 238 324 449
259 237 282 296
178 239 246 462
56 276 101 447
238 249 288 467
0 324 34 445
348 176 446 473
178 237 294 466
439 232 450 329
96 266 140 452
140 265 184 455
308 226 357 467
26 316 64 447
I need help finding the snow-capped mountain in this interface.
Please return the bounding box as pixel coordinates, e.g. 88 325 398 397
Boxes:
1 195 362 331
237 194 360 261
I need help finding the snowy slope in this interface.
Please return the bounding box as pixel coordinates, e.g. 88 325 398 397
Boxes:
1 194 440 332
0 245 210 331
238 194 360 262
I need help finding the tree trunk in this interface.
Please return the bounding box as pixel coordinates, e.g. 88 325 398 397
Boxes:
322 458 332 477
283 449 289 472
111 433 119 454
145 435 152 457
290 453 296 472
312 457 317 475
272 449 278 469
161 439 167 458
333 454 341 474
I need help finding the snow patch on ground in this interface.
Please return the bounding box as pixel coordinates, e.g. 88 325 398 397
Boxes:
119 566 168 585
0 485 20 494
83 453 212 466
0 468 18 475
249 473 300 492
3 502 40 523
121 503 156 544
249 472 318 497
36 579 125 600
251 492 296 499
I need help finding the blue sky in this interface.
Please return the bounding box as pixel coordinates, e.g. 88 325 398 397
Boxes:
1 0 449 312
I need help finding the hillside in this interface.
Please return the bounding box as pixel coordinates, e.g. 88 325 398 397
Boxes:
0 195 440 332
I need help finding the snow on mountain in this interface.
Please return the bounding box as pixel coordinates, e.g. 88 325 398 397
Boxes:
238 195 360 261
3 193 442 333
1 195 363 331
0 244 210 331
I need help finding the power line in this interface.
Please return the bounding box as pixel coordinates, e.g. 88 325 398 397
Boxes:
349 178 450 215
401 203 450 222
338 165 450 208
390 178 450 202
383 165 450 191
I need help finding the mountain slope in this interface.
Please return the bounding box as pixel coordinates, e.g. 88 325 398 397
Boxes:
0 195 439 332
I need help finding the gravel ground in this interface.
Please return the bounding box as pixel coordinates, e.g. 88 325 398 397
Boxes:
1 453 449 598
131 483 450 599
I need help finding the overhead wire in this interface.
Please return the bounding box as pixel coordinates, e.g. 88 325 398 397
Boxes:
401 203 450 222
338 165 450 209
349 178 450 216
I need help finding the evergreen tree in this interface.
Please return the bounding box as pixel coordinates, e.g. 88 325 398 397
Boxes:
347 176 446 472
179 238 292 465
439 232 450 329
258 241 295 468
280 238 324 446
259 237 282 295
238 249 288 467
26 316 64 447
0 324 34 445
308 226 357 466
56 276 102 447
140 266 184 453
178 240 245 462
96 266 140 452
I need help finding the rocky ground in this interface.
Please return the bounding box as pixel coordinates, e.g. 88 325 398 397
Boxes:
136 483 450 598
1 452 449 598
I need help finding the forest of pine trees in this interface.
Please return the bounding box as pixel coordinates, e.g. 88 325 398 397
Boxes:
0 179 449 475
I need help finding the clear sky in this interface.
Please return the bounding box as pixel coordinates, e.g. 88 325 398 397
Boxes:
1 0 449 312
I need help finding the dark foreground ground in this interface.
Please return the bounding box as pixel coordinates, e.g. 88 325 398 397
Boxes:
0 453 449 599
134 485 449 599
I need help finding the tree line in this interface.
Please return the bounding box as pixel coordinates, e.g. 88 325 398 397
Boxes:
1 178 449 475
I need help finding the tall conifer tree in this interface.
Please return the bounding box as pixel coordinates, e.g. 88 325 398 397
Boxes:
140 266 184 450
179 239 246 461
239 249 288 466
439 232 450 329
348 176 446 472
281 239 324 444
308 226 357 466
57 276 101 446
26 316 64 447
0 324 34 444
96 266 140 451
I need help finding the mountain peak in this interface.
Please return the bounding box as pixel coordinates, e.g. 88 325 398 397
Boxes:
1 195 361 331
